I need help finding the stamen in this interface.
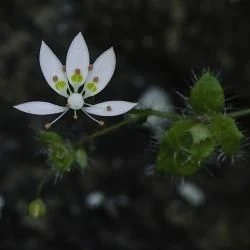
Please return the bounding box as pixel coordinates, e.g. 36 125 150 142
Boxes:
81 108 104 126
44 108 69 129
88 64 93 71
106 106 112 111
73 110 78 119
53 75 58 82
84 102 94 107
93 76 99 83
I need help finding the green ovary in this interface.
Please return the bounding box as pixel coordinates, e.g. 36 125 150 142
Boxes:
71 73 84 84
86 82 97 93
55 81 66 90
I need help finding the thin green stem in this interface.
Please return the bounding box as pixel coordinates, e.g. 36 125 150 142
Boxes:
36 169 54 197
79 109 181 144
78 107 250 145
129 109 181 119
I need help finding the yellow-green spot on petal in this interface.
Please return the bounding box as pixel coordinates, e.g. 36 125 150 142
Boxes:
71 73 84 84
55 81 66 91
86 82 97 93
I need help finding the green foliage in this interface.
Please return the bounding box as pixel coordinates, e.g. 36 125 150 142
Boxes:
75 148 88 169
48 142 75 173
210 115 244 155
38 131 88 174
156 120 216 176
189 72 225 114
28 198 46 218
156 110 244 175
39 130 63 145
190 138 215 160
189 123 211 144
156 71 246 176
157 148 201 176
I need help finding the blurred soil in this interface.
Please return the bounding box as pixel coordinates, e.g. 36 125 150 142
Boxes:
1 0 250 249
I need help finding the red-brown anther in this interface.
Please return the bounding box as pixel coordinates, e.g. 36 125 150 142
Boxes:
93 76 99 83
53 75 58 82
45 123 51 129
98 121 104 126
62 65 66 72
106 106 112 111
88 64 93 71
75 68 81 74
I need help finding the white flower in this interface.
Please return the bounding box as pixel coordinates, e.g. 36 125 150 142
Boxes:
14 33 137 128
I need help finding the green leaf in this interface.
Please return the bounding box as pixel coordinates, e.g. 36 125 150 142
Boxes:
156 147 201 176
156 120 216 176
189 72 225 114
190 139 215 159
157 120 204 176
39 130 63 145
48 143 75 173
162 119 195 150
75 148 88 169
188 123 216 159
210 114 244 155
189 123 212 144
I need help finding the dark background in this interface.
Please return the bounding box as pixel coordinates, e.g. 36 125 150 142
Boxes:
1 0 250 249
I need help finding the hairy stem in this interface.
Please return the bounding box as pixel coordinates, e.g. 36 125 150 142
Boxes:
37 169 54 197
79 109 181 144
228 109 250 118
79 107 250 144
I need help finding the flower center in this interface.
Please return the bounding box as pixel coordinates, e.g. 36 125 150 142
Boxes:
67 93 84 110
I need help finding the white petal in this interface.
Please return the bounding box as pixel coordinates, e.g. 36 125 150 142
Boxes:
84 101 137 116
84 47 116 98
66 32 89 91
39 42 69 97
14 102 67 115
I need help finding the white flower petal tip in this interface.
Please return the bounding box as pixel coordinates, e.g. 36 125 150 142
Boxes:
66 32 89 90
39 41 68 97
13 102 67 115
84 47 116 98
84 101 138 116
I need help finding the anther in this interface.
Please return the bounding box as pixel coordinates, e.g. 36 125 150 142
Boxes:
88 64 93 71
93 76 99 83
106 106 112 111
62 65 66 72
81 109 105 126
45 123 51 129
44 108 70 129
98 121 105 126
53 75 58 82
75 68 81 74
